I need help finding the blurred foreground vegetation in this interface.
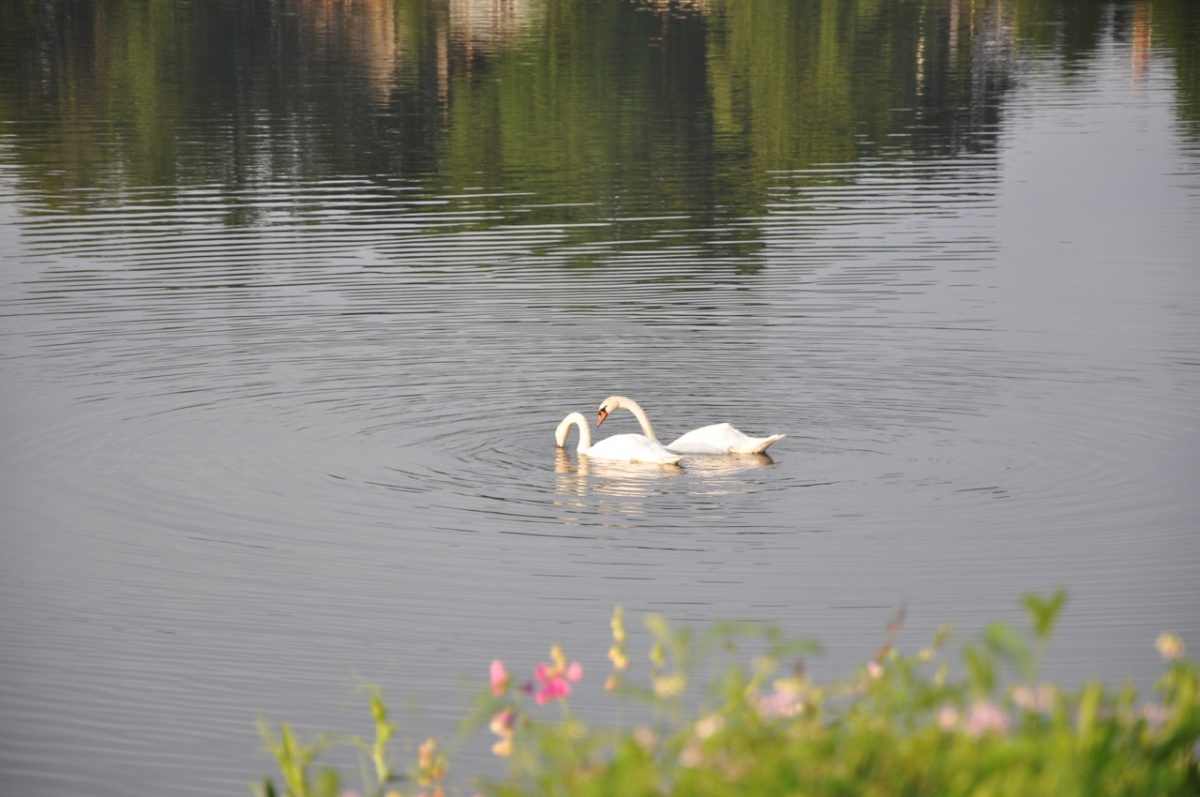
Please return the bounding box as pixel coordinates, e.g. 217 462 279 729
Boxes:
255 592 1199 797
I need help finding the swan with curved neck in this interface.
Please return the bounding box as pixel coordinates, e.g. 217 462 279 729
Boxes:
555 412 682 465
596 395 785 455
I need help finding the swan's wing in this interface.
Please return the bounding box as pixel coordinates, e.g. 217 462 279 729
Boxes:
587 433 682 465
668 423 785 454
666 423 746 453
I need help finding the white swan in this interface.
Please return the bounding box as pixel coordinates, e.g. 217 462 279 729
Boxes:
555 411 682 465
596 395 785 455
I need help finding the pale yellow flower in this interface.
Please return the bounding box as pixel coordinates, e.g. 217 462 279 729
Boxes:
418 738 436 770
1157 632 1186 662
488 709 515 758
653 672 687 698
694 713 724 739
610 605 627 644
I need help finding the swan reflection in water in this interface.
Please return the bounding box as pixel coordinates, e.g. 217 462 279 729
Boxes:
552 448 777 527
553 448 681 501
681 452 774 479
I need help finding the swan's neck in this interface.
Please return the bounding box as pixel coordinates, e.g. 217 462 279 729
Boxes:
620 398 658 441
556 412 592 452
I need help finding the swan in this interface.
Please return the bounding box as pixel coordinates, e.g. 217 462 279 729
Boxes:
555 412 682 465
596 395 785 455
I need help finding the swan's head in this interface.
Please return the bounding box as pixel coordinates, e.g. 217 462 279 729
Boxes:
596 395 627 427
555 412 587 448
554 417 572 448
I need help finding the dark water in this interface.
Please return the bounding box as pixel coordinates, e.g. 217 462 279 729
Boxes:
1 1 1199 794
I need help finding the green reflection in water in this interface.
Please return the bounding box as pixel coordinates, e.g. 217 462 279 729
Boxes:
0 0 1196 232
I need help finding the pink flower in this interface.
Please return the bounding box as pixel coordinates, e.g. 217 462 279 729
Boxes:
490 660 509 697
752 679 804 719
964 700 1010 737
533 663 565 702
753 689 802 719
1140 701 1173 730
938 702 1010 737
530 644 583 705
1012 684 1056 714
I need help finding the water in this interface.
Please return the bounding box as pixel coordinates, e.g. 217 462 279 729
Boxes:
1 1 1198 794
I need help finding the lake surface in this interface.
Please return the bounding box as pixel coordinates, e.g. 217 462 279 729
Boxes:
1 1 1199 794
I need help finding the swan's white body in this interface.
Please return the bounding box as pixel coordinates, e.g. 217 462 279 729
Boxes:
667 422 786 455
555 412 682 465
596 396 785 455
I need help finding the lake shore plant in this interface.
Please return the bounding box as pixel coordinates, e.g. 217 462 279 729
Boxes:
254 592 1199 797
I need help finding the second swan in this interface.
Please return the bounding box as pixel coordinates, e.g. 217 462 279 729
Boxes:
596 395 785 455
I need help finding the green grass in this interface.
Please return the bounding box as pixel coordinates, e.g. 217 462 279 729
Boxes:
254 592 1199 797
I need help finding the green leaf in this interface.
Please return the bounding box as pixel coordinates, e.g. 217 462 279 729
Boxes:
644 613 673 644
1021 590 1067 641
313 768 341 797
984 621 1034 677
963 644 996 694
932 624 955 650
1076 682 1103 736
253 777 277 797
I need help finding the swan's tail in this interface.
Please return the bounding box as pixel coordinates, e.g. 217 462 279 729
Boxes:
734 434 785 455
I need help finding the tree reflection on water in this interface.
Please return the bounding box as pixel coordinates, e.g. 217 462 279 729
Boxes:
0 0 1195 241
